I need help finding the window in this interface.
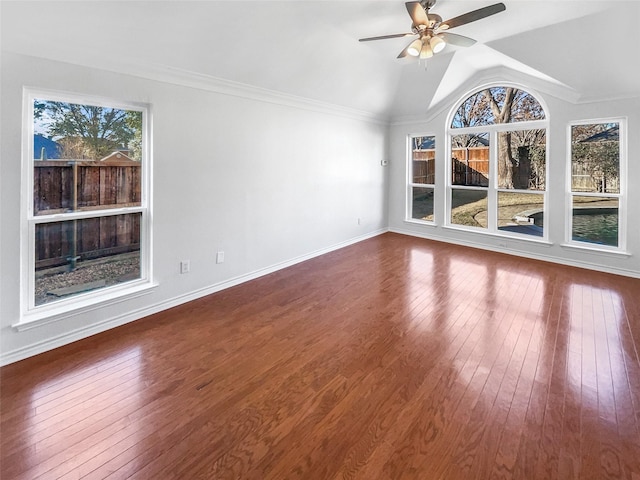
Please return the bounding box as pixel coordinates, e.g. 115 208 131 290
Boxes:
447 86 547 239
568 120 625 249
22 89 151 322
450 132 489 228
407 135 436 223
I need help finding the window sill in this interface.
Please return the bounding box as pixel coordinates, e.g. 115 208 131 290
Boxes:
404 218 436 226
560 243 631 257
14 281 158 331
442 224 553 246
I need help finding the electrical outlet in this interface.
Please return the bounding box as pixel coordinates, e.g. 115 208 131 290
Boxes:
180 260 190 274
216 251 225 264
357 218 361 225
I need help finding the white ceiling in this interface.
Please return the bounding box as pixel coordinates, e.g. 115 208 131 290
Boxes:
2 0 639 119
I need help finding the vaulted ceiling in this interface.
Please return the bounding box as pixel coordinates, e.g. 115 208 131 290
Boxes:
2 1 639 120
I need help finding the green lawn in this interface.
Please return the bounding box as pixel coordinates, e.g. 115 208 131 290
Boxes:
452 191 545 228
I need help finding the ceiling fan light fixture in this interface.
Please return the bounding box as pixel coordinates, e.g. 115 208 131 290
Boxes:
430 34 446 53
407 38 423 57
420 39 433 59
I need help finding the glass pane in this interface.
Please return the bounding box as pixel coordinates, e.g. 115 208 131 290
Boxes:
451 87 545 128
497 192 544 237
451 133 489 187
411 187 434 221
571 123 619 194
411 136 435 185
34 213 141 306
571 196 619 247
451 189 487 228
33 99 143 215
497 129 546 190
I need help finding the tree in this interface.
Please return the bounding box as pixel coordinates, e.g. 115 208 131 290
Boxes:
451 87 546 190
125 111 143 161
37 100 141 160
451 91 491 129
571 124 619 193
485 87 517 188
511 129 546 190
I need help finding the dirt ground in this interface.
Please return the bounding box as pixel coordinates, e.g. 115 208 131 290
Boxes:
35 253 140 305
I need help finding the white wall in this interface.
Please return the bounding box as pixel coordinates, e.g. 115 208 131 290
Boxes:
0 53 389 364
4 53 638 365
388 81 640 278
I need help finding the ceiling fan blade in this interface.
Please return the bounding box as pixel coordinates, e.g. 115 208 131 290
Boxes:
359 32 414 42
405 1 429 27
440 3 506 30
439 32 477 47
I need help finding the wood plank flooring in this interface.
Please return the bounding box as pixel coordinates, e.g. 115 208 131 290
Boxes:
2 232 640 479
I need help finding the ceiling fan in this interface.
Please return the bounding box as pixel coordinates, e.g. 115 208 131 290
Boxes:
359 0 506 59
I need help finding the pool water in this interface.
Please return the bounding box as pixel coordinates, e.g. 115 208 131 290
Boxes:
571 212 618 246
530 208 618 246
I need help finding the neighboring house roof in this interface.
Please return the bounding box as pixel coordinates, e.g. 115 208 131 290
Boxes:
415 137 435 150
451 134 490 148
414 135 491 150
99 151 136 163
581 125 619 143
470 134 490 147
34 134 60 159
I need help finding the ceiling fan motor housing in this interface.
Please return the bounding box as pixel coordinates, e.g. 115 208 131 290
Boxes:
421 0 437 10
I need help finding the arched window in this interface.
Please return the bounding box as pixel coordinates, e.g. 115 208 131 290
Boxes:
451 86 545 128
447 85 548 239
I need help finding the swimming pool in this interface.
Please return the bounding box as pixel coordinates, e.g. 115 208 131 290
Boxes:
529 207 618 246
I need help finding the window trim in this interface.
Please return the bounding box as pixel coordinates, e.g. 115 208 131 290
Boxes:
565 117 627 252
445 83 549 241
18 87 153 327
406 133 437 225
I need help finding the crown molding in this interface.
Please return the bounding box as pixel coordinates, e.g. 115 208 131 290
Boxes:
575 91 640 105
5 51 390 125
135 62 391 125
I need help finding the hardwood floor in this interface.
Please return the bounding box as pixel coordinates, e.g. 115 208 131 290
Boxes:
2 232 640 479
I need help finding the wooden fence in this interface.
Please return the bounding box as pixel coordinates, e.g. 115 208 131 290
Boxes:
34 160 141 214
571 163 620 193
413 147 490 186
35 214 141 269
412 149 436 184
451 147 489 187
34 160 141 270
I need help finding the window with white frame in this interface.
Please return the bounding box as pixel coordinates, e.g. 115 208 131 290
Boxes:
447 86 547 239
408 135 436 222
22 89 151 321
568 119 625 249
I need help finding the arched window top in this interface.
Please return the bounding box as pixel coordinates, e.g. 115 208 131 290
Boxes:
451 86 545 129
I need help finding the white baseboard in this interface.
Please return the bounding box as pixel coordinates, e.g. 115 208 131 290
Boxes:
1 229 387 366
389 227 640 279
10 226 633 366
